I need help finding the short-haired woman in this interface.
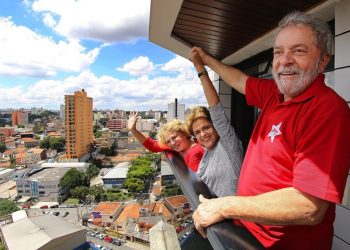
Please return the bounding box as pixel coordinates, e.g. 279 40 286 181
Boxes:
188 49 243 197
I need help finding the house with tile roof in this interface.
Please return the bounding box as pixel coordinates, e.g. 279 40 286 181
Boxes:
92 201 123 227
142 202 173 222
164 195 190 218
114 203 142 232
20 137 39 148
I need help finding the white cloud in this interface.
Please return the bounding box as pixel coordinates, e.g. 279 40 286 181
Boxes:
117 56 155 76
31 0 150 43
42 12 56 27
0 66 206 111
161 55 196 80
0 17 100 77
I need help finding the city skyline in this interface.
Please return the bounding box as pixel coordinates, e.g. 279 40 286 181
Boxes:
0 0 206 111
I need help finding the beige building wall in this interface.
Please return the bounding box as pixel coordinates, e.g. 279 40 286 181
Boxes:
65 89 93 159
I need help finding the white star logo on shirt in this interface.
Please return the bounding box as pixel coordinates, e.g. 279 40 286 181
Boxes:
267 122 282 142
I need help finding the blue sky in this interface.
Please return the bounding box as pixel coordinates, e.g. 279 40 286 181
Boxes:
0 0 205 111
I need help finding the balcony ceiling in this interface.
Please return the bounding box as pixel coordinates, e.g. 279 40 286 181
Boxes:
149 0 334 65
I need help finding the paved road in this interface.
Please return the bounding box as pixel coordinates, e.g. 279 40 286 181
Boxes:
26 206 90 225
87 235 147 250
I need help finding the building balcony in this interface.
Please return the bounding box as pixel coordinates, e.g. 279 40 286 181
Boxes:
165 150 264 250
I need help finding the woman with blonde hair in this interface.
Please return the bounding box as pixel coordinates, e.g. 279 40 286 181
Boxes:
128 114 204 172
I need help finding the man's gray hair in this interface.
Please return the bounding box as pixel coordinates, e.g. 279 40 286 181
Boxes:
277 11 333 55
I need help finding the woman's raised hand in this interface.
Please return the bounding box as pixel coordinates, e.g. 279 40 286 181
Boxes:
128 111 139 132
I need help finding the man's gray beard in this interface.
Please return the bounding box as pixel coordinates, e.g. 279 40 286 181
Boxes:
272 61 320 98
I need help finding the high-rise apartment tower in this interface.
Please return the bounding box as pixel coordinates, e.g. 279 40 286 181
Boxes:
65 89 93 159
12 110 28 126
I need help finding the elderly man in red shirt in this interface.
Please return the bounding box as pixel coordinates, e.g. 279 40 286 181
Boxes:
190 11 350 250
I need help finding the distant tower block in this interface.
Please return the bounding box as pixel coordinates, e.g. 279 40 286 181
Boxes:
149 220 180 250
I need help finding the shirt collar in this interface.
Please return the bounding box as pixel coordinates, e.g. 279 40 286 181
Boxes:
278 74 326 105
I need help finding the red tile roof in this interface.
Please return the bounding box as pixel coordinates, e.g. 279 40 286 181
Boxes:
0 162 11 168
3 149 14 155
165 195 188 208
93 202 121 215
115 203 141 224
143 202 172 220
16 152 26 159
21 138 37 142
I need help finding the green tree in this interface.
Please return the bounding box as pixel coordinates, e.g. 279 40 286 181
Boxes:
93 125 101 134
9 156 16 168
90 185 105 202
99 118 109 127
50 137 65 152
0 142 6 153
60 168 87 192
100 147 114 156
95 130 102 138
70 186 90 202
123 177 144 193
0 199 19 216
90 159 103 169
17 124 25 128
40 137 65 152
86 164 100 181
33 123 45 134
40 137 51 150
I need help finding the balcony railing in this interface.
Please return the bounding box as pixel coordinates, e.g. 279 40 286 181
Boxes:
165 150 264 250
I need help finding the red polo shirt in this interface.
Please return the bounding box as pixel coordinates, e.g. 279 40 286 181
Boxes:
237 74 350 249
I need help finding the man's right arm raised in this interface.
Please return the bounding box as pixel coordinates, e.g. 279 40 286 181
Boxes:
191 46 249 95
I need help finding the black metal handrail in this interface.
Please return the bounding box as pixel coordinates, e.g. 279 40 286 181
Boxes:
165 150 264 250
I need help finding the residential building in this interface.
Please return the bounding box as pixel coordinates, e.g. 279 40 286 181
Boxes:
0 132 5 143
108 118 127 132
11 110 28 126
164 195 190 218
114 203 142 232
25 148 47 166
65 89 93 160
19 137 39 148
167 101 185 121
0 127 15 137
59 104 65 121
30 107 44 115
142 202 173 222
107 109 126 119
93 111 105 125
92 202 123 227
154 111 162 120
136 119 157 132
15 152 26 166
125 215 163 245
4 137 15 149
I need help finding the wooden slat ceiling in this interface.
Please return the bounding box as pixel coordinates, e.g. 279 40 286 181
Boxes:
171 0 327 60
